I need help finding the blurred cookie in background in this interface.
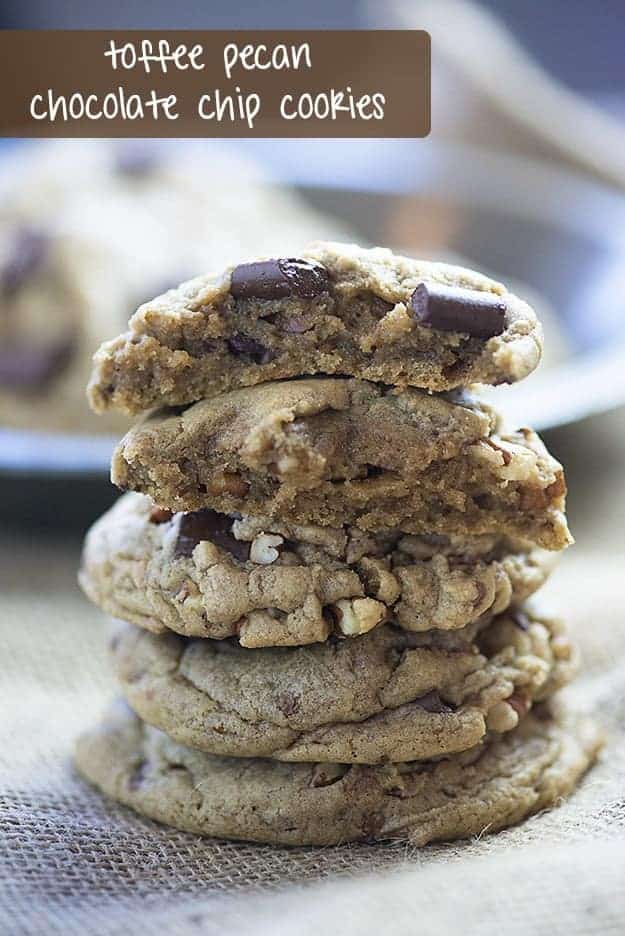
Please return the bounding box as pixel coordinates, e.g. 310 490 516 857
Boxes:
0 141 353 435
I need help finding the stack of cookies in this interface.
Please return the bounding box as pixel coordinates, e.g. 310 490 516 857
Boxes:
76 243 601 846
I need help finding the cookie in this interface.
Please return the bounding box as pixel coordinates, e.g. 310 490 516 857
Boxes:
74 701 602 845
88 241 542 415
80 492 556 646
0 223 109 434
110 610 577 763
112 379 571 550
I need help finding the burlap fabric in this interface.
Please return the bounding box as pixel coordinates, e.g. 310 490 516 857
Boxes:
1 408 624 935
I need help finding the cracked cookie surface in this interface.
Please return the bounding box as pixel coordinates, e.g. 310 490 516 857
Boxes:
88 241 542 415
80 492 556 646
74 700 602 845
110 610 577 763
112 378 570 549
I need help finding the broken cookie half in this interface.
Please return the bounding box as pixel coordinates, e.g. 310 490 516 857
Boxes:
88 241 542 414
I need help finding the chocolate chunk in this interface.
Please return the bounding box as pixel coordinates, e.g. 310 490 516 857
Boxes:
1 228 49 298
0 336 75 391
410 283 507 338
174 510 250 561
414 690 453 714
230 258 330 300
227 334 274 364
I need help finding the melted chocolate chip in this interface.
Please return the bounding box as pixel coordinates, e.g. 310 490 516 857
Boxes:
230 258 330 300
227 334 274 364
410 283 507 339
174 510 250 561
414 690 453 714
0 336 75 391
1 228 49 298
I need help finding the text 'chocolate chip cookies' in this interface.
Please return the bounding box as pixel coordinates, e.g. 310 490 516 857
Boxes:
77 242 601 845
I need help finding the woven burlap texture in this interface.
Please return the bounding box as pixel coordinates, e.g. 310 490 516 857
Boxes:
2 411 625 936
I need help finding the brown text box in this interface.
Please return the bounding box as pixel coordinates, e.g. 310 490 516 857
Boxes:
0 30 430 139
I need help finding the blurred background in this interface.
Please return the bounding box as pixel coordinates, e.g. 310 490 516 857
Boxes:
1 0 624 559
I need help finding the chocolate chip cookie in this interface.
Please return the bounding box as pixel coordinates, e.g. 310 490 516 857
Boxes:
88 242 542 415
74 700 602 845
110 610 577 763
80 492 555 646
112 379 570 549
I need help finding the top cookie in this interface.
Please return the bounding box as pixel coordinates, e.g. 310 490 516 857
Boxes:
88 242 542 414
